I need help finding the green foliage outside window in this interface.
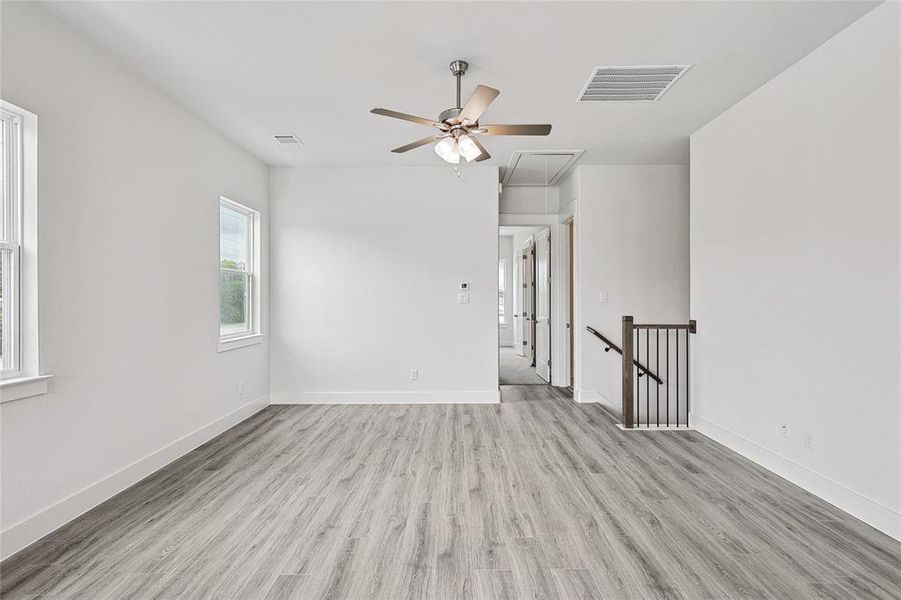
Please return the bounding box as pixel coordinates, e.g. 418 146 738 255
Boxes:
220 260 247 327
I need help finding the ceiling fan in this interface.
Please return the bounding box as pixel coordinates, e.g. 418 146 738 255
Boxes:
371 60 552 165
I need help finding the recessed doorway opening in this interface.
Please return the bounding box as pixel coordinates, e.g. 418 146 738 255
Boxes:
498 225 551 385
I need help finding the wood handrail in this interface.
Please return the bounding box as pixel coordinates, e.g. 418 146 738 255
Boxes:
585 326 663 385
634 323 697 332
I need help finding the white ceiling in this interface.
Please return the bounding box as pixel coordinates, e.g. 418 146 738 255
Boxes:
43 1 878 167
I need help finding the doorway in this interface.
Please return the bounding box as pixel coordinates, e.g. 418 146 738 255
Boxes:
566 217 574 388
498 226 550 385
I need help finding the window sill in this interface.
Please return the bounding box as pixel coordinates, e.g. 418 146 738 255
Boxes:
0 374 53 404
218 333 264 353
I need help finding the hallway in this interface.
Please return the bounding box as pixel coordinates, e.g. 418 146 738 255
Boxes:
498 347 546 385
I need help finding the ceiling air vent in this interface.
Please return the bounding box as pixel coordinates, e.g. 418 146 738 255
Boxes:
274 135 302 145
578 65 691 102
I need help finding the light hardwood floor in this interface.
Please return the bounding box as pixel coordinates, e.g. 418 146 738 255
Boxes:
498 348 546 385
2 385 899 599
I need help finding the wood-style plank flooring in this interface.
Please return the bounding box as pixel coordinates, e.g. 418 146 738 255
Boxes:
2 385 899 599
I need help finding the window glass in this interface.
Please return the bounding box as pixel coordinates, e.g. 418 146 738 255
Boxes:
0 110 16 374
0 250 6 361
0 118 6 240
219 204 248 270
219 200 255 340
219 269 249 335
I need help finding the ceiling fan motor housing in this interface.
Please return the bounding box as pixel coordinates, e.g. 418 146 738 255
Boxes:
438 107 463 126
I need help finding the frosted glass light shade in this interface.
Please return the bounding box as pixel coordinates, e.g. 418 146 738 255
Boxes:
458 135 481 162
434 137 460 163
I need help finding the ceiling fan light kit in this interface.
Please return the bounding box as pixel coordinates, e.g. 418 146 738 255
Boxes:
435 133 481 164
371 59 552 171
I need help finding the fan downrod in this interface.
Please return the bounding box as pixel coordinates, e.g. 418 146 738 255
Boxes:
447 59 469 111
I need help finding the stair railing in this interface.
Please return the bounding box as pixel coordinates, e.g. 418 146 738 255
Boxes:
622 316 696 428
585 326 663 384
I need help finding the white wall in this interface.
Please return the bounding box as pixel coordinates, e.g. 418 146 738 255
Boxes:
270 166 499 404
0 3 269 559
499 235 515 347
558 171 578 215
690 2 899 539
500 186 560 215
572 166 690 409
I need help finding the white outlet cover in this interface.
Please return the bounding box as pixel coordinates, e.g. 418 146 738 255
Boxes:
599 292 608 303
458 293 470 304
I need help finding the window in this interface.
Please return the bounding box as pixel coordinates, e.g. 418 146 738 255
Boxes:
498 258 507 325
0 99 45 401
219 198 260 345
1 107 21 376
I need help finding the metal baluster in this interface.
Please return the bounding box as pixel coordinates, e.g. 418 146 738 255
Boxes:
666 328 670 427
676 329 680 427
655 328 660 427
645 328 649 428
636 329 640 427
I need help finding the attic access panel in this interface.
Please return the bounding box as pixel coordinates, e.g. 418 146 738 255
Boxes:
502 151 584 187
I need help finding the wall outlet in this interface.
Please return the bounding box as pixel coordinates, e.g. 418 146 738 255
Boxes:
804 430 814 449
599 292 608 304
458 292 470 304
410 369 419 381
237 381 245 396
780 424 790 439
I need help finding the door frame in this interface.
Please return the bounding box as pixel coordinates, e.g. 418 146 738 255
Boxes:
534 229 551 382
566 216 574 388
500 213 574 389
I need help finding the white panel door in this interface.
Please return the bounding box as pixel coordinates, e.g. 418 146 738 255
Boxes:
520 243 533 360
535 230 551 381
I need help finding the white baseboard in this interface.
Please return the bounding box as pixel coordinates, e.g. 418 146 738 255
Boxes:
574 389 614 406
691 412 901 542
0 396 268 561
272 390 500 405
574 389 599 403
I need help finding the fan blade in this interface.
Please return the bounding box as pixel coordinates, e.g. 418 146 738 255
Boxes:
459 85 500 123
391 135 439 153
371 108 440 128
480 124 552 136
469 136 491 162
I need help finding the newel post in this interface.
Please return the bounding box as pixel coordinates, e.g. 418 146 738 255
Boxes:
622 315 634 428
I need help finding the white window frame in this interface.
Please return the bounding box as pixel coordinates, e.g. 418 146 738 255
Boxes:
498 258 508 325
0 100 48 403
218 196 262 352
1 107 22 377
